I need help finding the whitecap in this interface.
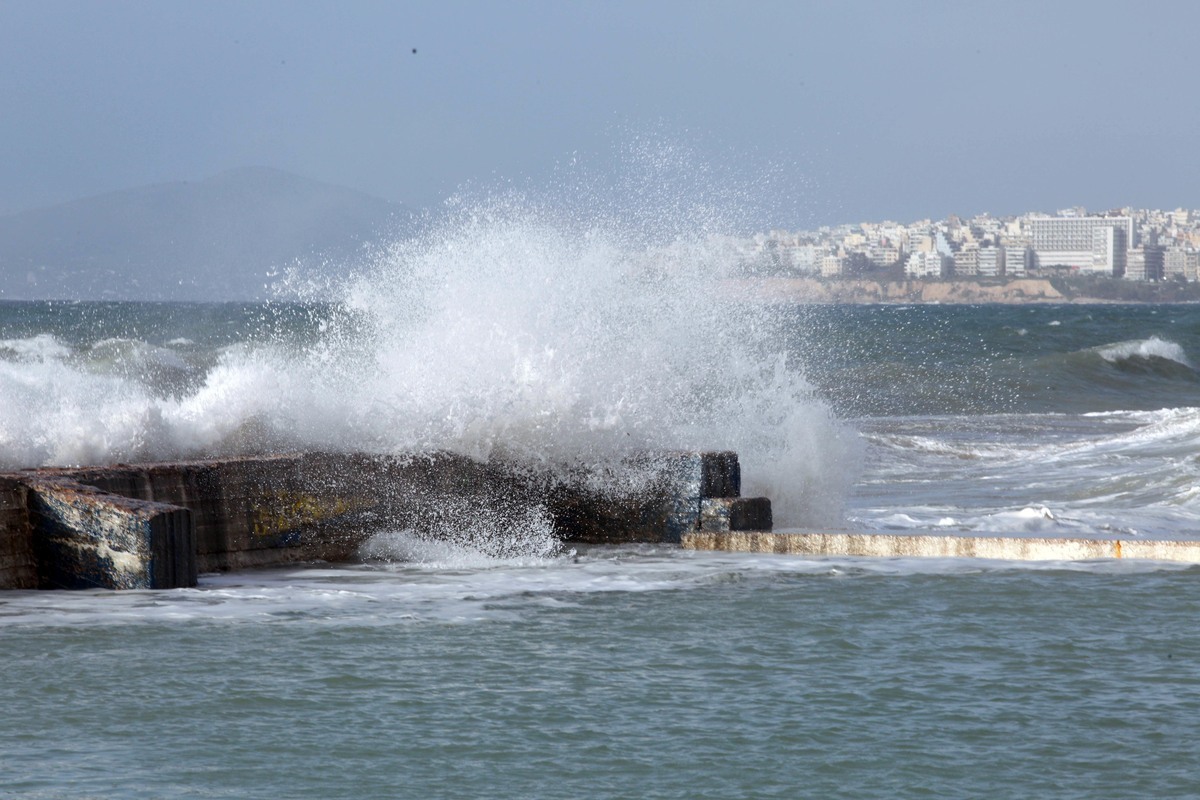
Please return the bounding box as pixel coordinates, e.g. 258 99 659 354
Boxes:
1094 336 1192 368
0 333 72 363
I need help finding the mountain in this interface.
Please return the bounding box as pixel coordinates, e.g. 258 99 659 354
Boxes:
0 167 409 301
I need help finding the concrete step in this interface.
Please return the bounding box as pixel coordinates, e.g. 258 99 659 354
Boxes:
681 530 1200 563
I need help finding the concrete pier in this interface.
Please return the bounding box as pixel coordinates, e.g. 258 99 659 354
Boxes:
0 450 769 590
681 530 1200 564
7 448 1195 591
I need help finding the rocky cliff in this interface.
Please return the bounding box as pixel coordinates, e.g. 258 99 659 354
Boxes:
729 277 1069 304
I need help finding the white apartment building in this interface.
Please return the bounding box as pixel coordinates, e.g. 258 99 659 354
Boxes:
953 246 979 276
820 254 846 278
1125 249 1147 281
977 246 1004 277
1029 216 1134 273
1164 246 1199 280
868 244 900 268
789 243 821 273
1091 226 1128 276
905 251 948 278
1006 245 1028 276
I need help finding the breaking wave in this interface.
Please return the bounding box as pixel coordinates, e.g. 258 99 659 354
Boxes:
0 150 860 527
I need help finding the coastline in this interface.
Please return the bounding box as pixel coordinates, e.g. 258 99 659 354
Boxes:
727 277 1200 305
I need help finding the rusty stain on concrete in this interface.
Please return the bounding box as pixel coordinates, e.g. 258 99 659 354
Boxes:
250 491 374 539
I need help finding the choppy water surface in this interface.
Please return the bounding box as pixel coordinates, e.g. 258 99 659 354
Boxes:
6 297 1200 796
3 550 1199 799
6 202 1200 795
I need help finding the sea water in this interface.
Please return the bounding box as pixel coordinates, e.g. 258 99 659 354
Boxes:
4 202 1200 795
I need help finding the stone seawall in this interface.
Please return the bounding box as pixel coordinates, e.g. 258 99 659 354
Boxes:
0 450 769 590
10 451 1190 591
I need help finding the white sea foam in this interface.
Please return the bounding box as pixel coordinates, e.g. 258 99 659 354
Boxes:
88 337 192 372
358 495 565 566
0 545 1187 630
314 198 859 525
359 529 565 569
854 406 1200 540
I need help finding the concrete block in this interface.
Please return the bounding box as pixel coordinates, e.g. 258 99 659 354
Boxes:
27 477 196 590
698 452 741 500
657 452 743 541
662 496 702 544
648 451 741 500
546 452 748 544
699 497 773 532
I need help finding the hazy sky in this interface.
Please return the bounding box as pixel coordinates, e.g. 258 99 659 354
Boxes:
3 0 1198 227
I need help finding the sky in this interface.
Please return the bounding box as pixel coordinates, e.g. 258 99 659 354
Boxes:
3 0 1199 229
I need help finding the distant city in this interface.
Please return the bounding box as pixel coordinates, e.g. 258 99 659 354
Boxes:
740 207 1200 282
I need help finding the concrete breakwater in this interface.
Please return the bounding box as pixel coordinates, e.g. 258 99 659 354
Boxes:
0 450 769 590
683 530 1200 564
5 450 1198 591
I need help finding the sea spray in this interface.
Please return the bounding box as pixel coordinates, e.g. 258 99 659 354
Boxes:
313 189 859 526
359 497 565 567
0 154 861 528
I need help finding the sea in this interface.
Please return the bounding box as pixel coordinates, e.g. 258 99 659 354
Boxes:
3 204 1200 797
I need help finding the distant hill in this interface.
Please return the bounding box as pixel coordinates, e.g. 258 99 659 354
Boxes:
0 167 408 301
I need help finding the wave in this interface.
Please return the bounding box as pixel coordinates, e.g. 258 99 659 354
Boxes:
0 164 861 527
994 336 1200 414
854 405 1200 539
799 303 1200 418
1093 336 1194 370
0 333 73 363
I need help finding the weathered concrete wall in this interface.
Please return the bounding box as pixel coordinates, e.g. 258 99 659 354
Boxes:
0 449 769 589
682 530 1200 563
31 452 541 574
68 454 389 572
0 477 36 589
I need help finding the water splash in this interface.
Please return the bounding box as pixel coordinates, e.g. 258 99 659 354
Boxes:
300 184 858 525
0 145 861 527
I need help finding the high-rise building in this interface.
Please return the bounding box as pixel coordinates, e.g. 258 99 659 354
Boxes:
977 246 1004 277
1006 245 1028 276
953 246 979 276
1164 246 1199 281
1091 226 1127 276
1029 216 1134 273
